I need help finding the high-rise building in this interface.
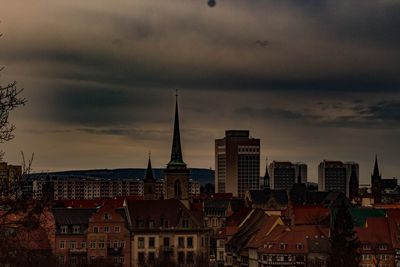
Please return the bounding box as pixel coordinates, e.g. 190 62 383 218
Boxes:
164 93 190 207
269 161 307 190
215 130 260 198
318 160 359 197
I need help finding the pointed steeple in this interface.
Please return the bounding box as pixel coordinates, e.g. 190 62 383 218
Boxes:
144 153 156 181
297 165 302 184
168 91 186 167
264 157 270 189
373 155 380 177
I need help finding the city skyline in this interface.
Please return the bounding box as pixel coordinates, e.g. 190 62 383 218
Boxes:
1 0 399 184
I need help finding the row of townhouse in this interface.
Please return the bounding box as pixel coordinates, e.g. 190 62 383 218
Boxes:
216 205 400 267
30 177 200 200
53 199 211 267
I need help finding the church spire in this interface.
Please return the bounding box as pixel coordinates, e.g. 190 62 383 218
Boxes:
373 155 380 177
264 157 270 189
168 91 185 167
145 153 155 181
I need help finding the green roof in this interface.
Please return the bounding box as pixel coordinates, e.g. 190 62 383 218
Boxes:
331 207 385 227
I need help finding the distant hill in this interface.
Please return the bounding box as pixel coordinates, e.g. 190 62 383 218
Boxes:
30 168 215 186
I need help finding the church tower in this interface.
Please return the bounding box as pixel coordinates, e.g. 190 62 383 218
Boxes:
164 92 190 207
143 154 157 200
349 165 359 202
371 155 382 204
263 157 270 189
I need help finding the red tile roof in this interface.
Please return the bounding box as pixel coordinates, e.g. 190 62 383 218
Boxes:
293 205 330 225
356 217 393 252
258 225 329 254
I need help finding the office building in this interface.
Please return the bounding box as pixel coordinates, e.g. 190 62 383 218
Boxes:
215 130 260 198
318 160 359 198
269 161 307 190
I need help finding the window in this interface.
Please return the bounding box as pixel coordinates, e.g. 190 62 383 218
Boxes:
81 241 86 249
59 240 65 249
178 237 185 248
182 219 189 228
93 226 99 233
187 237 193 248
149 237 155 248
187 252 194 264
296 243 304 250
90 240 96 249
138 252 145 264
98 240 105 249
72 225 80 234
114 240 119 248
113 257 118 264
138 237 145 249
178 252 185 264
70 241 77 249
149 220 155 229
279 243 287 250
104 226 110 233
148 252 155 263
114 226 120 233
163 237 170 247
60 225 68 234
121 241 125 249
104 213 111 220
120 257 125 264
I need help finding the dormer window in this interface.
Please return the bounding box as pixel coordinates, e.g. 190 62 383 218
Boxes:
72 225 80 234
60 225 68 234
296 243 304 250
279 243 287 250
103 213 111 221
378 244 388 250
362 244 372 250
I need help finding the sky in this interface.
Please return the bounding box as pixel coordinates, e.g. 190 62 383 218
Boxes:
0 0 399 184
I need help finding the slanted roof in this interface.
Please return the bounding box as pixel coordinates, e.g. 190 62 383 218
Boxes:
126 199 203 228
53 208 97 225
227 209 268 253
258 225 329 254
249 189 288 205
293 205 330 225
356 217 393 252
204 199 230 210
247 215 283 248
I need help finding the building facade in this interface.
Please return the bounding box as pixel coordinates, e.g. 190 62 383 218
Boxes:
318 160 359 198
215 130 260 198
269 161 307 190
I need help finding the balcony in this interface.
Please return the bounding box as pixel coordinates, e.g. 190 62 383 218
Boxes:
107 247 123 255
69 248 87 254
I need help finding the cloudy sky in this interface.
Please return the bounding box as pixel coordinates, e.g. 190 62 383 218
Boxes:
1 0 399 184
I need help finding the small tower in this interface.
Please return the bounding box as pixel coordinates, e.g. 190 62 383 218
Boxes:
349 165 359 202
371 155 382 204
143 154 157 200
164 92 190 208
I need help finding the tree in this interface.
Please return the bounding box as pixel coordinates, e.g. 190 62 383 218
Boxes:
0 24 26 158
329 201 360 267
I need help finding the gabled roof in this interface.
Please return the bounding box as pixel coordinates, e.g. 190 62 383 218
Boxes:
248 189 288 206
126 199 203 228
53 208 97 225
227 209 268 253
247 215 283 248
356 217 393 251
258 225 329 254
293 205 330 225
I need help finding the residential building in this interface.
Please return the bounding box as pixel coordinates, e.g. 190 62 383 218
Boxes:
318 160 359 198
269 161 307 190
0 162 22 199
126 199 211 266
53 200 131 266
257 225 329 267
215 130 260 198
